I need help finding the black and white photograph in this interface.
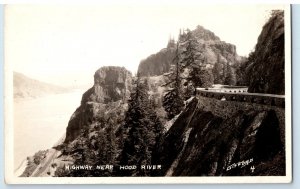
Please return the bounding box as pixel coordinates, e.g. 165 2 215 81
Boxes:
4 3 291 184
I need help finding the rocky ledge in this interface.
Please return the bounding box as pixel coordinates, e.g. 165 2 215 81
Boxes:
64 66 132 143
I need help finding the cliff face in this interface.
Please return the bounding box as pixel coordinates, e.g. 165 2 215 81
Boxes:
247 11 285 95
159 97 285 176
64 66 132 143
81 66 132 104
138 25 242 77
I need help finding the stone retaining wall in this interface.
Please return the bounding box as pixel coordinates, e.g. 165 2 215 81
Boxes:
196 90 285 146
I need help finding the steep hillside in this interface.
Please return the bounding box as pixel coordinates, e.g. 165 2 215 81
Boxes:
159 97 285 176
14 72 67 98
18 14 286 177
247 11 285 95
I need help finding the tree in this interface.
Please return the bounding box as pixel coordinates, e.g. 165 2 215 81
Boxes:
65 115 120 177
180 29 201 69
180 29 213 94
187 61 213 89
167 37 176 49
106 118 117 165
67 129 97 177
162 41 185 119
118 76 144 174
212 62 222 84
236 52 254 86
224 62 235 85
119 75 163 176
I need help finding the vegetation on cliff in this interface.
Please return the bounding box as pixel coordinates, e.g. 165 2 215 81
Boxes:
237 10 285 95
21 9 286 177
138 25 242 87
50 68 164 177
118 76 164 176
162 42 185 120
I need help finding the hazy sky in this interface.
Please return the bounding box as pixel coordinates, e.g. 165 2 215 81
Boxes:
5 4 286 87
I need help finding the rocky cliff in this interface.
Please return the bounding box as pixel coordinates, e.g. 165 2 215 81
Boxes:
138 25 242 78
19 17 286 177
19 66 133 177
155 15 286 176
158 97 285 176
247 11 285 95
64 66 132 143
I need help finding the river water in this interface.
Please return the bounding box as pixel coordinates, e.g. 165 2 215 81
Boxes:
14 90 86 168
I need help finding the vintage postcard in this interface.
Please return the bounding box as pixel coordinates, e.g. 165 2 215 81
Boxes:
4 3 292 184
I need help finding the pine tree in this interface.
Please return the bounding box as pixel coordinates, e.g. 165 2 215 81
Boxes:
68 129 96 176
236 52 254 86
180 29 201 68
119 77 142 164
212 62 222 84
180 29 213 95
118 74 164 176
167 36 176 49
224 62 235 86
162 40 185 120
187 62 213 89
106 118 117 165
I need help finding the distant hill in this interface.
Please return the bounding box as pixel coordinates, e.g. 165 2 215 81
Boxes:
13 72 69 98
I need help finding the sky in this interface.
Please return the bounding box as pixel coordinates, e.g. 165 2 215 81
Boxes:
5 4 286 87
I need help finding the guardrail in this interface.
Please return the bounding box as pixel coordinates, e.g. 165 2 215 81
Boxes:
196 88 285 108
203 87 248 93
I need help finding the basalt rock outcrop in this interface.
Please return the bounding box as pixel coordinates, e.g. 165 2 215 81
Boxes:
247 11 285 95
64 66 132 143
81 66 132 104
138 25 242 78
